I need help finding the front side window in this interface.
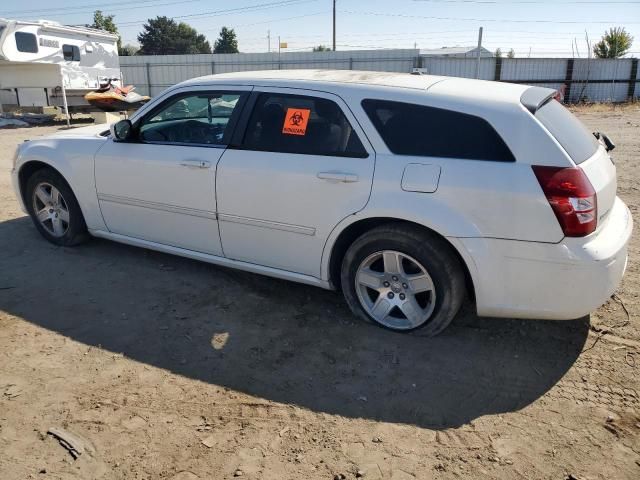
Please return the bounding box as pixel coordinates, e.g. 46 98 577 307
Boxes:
362 99 515 162
242 93 367 158
139 92 244 145
15 32 38 53
62 44 80 61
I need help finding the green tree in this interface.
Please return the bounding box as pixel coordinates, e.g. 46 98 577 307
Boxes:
593 27 634 58
119 44 139 56
213 27 239 54
494 48 502 58
89 10 123 54
507 48 515 58
312 45 331 52
137 16 211 55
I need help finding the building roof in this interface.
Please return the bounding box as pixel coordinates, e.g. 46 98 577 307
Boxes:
420 46 493 56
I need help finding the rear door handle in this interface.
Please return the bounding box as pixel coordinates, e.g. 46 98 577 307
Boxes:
317 172 359 183
180 160 211 169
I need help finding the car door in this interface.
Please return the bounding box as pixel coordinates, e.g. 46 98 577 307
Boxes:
94 86 251 255
216 88 375 276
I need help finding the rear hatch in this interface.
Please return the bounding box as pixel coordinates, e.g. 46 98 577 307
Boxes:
534 98 617 230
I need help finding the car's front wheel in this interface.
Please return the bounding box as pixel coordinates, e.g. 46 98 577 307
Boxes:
341 223 466 336
25 168 89 246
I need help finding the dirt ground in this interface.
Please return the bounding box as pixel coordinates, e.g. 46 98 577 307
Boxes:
0 105 639 480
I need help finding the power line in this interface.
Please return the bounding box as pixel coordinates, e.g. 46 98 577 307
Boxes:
0 0 166 15
340 10 640 24
117 0 319 26
7 0 212 19
227 11 329 28
412 0 640 3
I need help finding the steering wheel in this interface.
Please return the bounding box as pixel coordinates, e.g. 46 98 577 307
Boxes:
178 120 205 144
141 126 169 142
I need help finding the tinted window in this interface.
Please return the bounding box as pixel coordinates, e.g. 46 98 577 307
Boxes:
139 92 244 145
535 99 599 164
242 93 367 158
362 99 515 162
62 44 80 61
15 32 38 53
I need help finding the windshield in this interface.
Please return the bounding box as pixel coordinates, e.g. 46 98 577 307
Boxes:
535 99 599 164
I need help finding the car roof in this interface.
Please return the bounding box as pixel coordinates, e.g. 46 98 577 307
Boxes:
179 69 449 91
177 69 533 108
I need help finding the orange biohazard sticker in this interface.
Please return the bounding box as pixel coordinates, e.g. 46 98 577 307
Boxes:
282 108 310 135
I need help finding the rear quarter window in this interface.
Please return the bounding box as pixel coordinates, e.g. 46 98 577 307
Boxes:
534 99 599 164
361 99 515 162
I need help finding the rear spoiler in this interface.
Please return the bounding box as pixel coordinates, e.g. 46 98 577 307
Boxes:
520 87 557 114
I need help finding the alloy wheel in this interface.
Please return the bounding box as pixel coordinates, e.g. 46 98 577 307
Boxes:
355 250 436 330
32 182 70 238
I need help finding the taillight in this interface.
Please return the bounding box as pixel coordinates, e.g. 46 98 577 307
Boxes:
532 165 597 237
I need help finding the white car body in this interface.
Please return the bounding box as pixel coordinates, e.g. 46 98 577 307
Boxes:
11 70 632 321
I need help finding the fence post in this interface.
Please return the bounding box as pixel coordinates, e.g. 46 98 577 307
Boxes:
628 58 638 100
494 56 502 82
145 62 151 97
211 61 215 74
564 58 574 104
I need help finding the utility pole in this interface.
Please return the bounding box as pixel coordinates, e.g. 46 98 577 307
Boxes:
267 30 271 53
332 0 336 51
475 26 483 79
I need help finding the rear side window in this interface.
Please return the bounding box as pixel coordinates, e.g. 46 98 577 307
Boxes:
62 44 80 61
362 99 515 162
534 99 599 164
242 93 368 158
15 32 38 53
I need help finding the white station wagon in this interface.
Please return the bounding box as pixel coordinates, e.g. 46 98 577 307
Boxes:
11 70 632 336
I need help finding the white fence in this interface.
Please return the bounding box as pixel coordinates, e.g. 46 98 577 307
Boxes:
120 49 640 103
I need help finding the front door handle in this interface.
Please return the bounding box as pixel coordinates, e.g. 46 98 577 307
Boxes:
180 160 211 169
317 172 359 183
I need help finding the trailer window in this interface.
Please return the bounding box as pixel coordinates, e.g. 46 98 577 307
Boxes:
63 44 80 62
15 32 38 53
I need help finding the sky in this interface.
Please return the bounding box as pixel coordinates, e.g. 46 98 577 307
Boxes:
1 0 639 57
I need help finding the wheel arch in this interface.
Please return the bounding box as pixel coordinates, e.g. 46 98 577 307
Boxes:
324 216 477 302
17 159 93 229
15 138 107 231
18 160 63 207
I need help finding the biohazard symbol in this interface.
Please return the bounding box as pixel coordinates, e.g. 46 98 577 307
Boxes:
290 111 304 126
282 108 310 135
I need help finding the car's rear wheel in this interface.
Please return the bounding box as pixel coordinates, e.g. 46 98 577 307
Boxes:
341 223 465 336
25 168 89 246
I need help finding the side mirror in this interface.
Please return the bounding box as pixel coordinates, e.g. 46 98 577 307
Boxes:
111 119 133 142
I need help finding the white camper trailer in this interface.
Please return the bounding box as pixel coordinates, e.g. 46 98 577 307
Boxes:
0 18 121 113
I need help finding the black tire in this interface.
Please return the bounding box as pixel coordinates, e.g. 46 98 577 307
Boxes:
340 223 465 336
25 168 89 247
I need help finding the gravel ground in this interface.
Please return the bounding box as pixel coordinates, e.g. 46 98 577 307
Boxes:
0 105 639 480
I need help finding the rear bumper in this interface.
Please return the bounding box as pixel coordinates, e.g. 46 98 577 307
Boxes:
454 196 632 320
